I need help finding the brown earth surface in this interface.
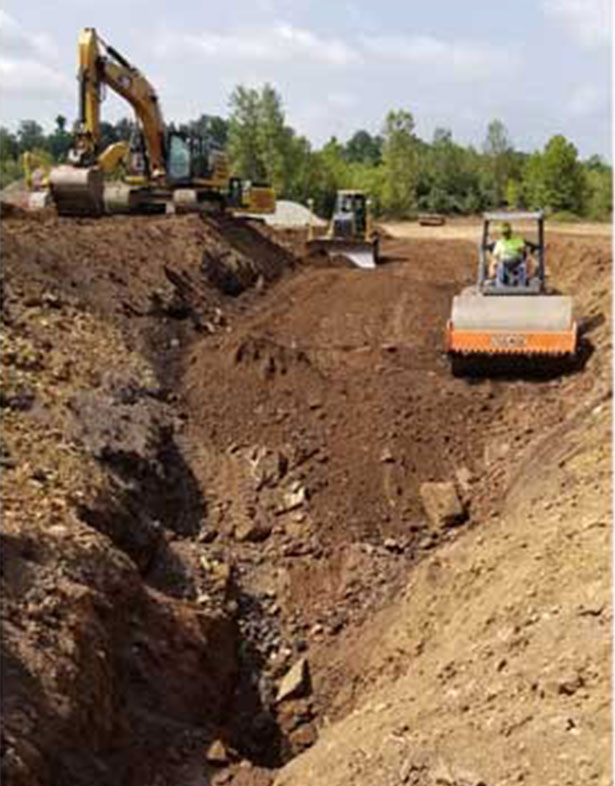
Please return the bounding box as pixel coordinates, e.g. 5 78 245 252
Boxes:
1 209 611 786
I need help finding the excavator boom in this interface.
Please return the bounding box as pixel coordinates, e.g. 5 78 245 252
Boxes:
51 28 168 215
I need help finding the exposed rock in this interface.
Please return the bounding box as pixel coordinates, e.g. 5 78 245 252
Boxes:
248 446 288 490
380 445 395 463
455 465 475 494
280 484 307 513
206 739 229 765
288 722 317 752
277 658 310 703
384 537 403 553
420 482 465 528
484 440 511 466
234 517 272 543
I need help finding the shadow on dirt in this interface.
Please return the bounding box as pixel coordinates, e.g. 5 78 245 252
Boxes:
77 429 205 599
229 589 287 768
450 337 594 382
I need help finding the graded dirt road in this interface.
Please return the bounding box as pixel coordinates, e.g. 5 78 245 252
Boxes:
385 217 612 241
1 211 611 786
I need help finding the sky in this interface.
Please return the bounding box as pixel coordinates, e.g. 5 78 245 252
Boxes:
0 0 612 158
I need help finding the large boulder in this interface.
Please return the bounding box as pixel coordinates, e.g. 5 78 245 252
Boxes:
420 482 465 528
276 658 311 703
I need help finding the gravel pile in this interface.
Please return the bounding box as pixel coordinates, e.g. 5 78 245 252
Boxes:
242 200 326 229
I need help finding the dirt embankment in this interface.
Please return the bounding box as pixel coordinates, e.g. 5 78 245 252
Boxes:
1 211 611 786
1 213 297 786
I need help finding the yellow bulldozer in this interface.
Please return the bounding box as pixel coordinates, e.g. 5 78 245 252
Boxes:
307 190 379 269
49 28 275 217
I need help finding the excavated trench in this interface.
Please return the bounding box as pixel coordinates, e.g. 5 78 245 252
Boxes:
1 210 610 786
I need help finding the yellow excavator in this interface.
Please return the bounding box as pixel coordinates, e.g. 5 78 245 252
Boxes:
50 28 275 217
22 151 53 208
23 151 52 191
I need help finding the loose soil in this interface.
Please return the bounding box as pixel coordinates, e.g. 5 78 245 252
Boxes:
1 209 611 786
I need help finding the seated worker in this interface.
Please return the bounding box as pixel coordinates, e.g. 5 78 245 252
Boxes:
488 221 537 283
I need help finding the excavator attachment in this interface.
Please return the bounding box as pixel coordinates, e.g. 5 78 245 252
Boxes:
446 292 577 355
49 165 105 217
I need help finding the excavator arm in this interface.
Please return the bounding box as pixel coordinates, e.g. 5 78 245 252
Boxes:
71 28 166 177
51 28 167 215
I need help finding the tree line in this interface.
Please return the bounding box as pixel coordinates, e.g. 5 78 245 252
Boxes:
1 85 611 221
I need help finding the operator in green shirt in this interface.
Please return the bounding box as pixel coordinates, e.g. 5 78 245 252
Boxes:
488 221 537 282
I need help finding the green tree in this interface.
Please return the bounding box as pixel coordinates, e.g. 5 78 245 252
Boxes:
227 84 313 197
228 85 267 182
179 114 229 150
47 114 72 160
522 152 549 208
310 136 349 215
0 127 21 188
381 109 418 217
99 121 119 150
0 127 19 161
114 118 136 141
584 168 612 220
418 128 482 213
207 116 229 149
17 120 46 153
256 84 287 187
585 154 610 173
482 119 513 206
505 179 522 209
523 135 585 213
344 130 382 165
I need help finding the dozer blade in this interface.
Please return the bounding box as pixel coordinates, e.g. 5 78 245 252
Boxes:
446 294 577 355
307 239 377 269
49 165 105 217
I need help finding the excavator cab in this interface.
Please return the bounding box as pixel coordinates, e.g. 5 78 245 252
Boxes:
165 132 217 184
332 191 368 239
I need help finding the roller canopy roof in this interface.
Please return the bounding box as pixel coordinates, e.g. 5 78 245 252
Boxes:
483 211 544 221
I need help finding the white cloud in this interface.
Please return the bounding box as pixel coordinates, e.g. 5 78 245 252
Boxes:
156 25 517 80
0 11 68 102
542 0 612 47
0 10 58 59
566 84 608 116
157 23 360 67
358 34 516 79
326 91 358 109
0 58 72 97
